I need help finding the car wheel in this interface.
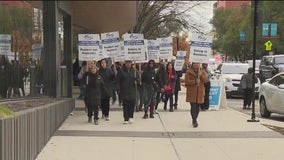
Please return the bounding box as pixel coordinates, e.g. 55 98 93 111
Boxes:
259 97 271 118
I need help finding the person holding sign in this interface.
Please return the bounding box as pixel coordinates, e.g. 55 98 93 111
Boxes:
185 62 207 128
116 60 137 124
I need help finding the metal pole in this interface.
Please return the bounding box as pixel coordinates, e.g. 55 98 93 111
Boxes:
248 0 259 122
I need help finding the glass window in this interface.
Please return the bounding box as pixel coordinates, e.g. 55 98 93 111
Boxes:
0 1 44 99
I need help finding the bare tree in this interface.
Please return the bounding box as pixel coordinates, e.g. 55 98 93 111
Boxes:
132 1 207 39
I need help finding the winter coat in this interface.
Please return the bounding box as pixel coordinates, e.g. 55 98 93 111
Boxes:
156 64 167 91
116 65 137 101
164 69 177 94
142 65 158 91
83 72 104 106
184 68 207 103
98 67 114 98
175 71 183 91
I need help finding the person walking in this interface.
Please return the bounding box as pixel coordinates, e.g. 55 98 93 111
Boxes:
83 64 104 125
142 60 158 119
0 55 11 98
201 63 212 111
185 62 207 127
155 59 167 113
173 70 182 110
116 60 137 124
163 62 176 112
240 67 258 110
98 59 116 121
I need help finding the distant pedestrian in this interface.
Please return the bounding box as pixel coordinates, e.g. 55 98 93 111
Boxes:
185 62 207 127
0 55 11 98
83 64 104 125
201 63 212 111
240 67 258 110
116 60 137 124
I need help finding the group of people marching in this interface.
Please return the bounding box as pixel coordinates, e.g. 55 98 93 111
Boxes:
76 58 212 128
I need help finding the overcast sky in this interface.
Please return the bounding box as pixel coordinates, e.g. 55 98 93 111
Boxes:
189 1 216 34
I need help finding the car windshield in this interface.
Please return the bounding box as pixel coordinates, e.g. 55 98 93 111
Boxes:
275 56 284 64
221 64 249 74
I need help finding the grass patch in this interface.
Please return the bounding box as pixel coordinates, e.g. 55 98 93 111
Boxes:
0 105 14 118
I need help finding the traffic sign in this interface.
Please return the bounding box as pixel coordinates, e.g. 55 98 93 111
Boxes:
264 40 272 51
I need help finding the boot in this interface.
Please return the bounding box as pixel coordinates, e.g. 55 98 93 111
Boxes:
192 119 198 128
149 112 154 118
169 106 174 112
174 103 177 109
143 110 148 119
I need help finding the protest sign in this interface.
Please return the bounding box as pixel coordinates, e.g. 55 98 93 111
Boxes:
0 34 13 60
123 33 145 61
189 33 212 63
78 34 100 61
158 37 173 60
101 31 120 58
145 39 159 63
174 51 186 71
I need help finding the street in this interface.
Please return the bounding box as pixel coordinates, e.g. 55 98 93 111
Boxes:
227 97 284 122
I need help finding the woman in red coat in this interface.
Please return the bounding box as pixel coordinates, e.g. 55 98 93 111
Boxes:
184 62 207 127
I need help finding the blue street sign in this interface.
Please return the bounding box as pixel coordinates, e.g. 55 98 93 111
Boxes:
270 23 277 37
262 23 269 36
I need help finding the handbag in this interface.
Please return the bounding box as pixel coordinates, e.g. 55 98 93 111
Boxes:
163 84 172 93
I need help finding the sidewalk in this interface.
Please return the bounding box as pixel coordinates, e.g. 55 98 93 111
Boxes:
35 87 284 160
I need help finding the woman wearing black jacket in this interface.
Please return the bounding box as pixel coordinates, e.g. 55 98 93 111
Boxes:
116 60 137 124
98 59 116 121
83 64 104 125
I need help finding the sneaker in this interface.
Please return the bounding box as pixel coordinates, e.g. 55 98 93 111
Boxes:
129 118 134 124
123 121 129 124
88 117 92 123
154 109 159 114
105 117 109 121
94 119 99 125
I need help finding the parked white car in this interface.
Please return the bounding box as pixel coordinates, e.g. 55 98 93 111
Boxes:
259 72 284 118
215 63 261 98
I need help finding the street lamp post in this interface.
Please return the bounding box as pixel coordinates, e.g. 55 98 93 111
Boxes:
248 0 259 123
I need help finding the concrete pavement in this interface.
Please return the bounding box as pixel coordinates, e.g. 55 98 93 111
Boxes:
35 87 284 160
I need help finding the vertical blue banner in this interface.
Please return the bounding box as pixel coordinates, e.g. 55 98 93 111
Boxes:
262 23 269 36
270 23 277 37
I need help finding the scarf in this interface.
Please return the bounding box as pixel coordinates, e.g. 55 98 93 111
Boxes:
168 69 173 81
